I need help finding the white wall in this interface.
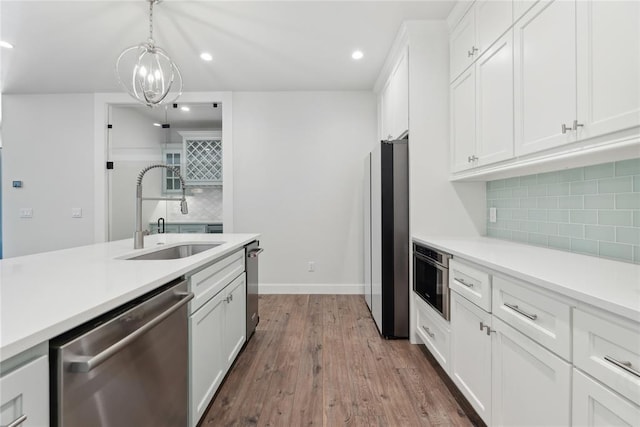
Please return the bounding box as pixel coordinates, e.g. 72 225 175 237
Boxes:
232 91 376 292
2 94 95 257
406 21 485 239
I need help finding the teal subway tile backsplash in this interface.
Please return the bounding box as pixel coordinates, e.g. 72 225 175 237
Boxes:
486 159 640 264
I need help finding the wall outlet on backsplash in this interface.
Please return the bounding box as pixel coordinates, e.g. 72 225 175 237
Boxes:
486 158 640 264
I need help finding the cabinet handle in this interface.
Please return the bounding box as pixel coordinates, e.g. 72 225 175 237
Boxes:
456 277 473 288
421 325 435 338
467 155 478 163
467 46 478 57
573 119 584 130
6 414 28 427
504 303 538 320
604 356 640 378
561 123 572 134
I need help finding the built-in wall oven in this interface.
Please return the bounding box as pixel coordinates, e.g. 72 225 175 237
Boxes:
413 242 452 320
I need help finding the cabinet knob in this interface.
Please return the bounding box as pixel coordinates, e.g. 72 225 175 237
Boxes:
467 46 479 57
573 119 584 130
561 123 572 134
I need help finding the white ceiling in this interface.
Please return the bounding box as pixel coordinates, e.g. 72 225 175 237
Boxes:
1 0 455 94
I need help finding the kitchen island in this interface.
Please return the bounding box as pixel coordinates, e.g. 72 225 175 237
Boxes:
0 233 259 427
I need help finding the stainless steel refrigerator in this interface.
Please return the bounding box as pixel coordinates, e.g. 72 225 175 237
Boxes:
364 137 409 338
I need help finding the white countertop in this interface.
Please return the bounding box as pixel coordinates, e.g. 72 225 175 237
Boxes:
413 236 640 323
0 233 259 362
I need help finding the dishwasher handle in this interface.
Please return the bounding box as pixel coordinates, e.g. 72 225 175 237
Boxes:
68 291 194 373
247 248 264 258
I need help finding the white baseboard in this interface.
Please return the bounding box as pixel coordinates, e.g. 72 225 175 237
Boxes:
259 283 364 295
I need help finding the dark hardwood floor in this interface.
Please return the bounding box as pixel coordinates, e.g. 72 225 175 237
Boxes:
200 294 473 427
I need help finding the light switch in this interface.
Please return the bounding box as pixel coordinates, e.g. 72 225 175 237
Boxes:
20 208 33 218
71 208 82 218
489 207 497 223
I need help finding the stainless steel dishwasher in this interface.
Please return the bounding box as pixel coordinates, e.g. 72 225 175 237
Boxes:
50 279 193 427
245 241 263 340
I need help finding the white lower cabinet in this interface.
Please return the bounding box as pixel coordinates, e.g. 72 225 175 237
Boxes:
190 289 227 426
491 317 571 427
0 355 49 427
189 269 247 427
415 295 451 373
450 291 492 425
572 369 640 427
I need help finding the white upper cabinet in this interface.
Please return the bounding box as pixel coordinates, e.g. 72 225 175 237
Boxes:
514 0 577 156
515 0 640 157
451 31 514 173
380 47 409 141
451 67 476 172
450 8 476 82
576 0 640 141
450 0 513 82
475 32 514 167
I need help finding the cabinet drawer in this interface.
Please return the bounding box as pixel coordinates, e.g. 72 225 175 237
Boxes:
573 308 640 406
0 355 49 427
415 295 451 373
492 275 572 360
572 368 640 427
450 258 492 312
189 250 245 312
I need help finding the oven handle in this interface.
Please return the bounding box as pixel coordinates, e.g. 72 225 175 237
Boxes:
414 253 448 273
67 291 194 373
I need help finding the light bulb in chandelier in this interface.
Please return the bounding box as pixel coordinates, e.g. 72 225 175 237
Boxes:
115 0 183 107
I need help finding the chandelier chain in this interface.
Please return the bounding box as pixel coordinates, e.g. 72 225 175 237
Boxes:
148 0 154 43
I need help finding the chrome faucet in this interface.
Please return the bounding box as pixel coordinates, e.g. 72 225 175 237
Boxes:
134 164 188 249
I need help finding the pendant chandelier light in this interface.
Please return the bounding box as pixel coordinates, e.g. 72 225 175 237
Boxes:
116 0 183 107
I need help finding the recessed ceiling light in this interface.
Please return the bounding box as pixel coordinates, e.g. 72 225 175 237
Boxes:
153 122 162 127
200 52 213 61
181 106 190 112
0 41 14 49
352 50 364 60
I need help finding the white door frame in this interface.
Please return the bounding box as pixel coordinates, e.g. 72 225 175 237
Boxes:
93 92 234 243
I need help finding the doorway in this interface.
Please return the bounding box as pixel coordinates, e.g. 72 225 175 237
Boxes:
106 102 224 241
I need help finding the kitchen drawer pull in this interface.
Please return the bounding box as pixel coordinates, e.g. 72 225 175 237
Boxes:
604 356 640 378
421 325 435 338
6 414 28 427
68 291 194 373
455 277 473 288
504 303 538 320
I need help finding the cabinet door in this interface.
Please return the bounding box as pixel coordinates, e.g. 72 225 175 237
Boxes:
392 47 409 140
475 0 513 56
224 274 247 368
491 317 571 427
450 292 492 425
451 67 476 172
576 0 640 140
450 8 476 82
380 78 394 140
514 0 577 156
0 355 49 427
572 369 640 427
190 291 226 427
476 31 514 167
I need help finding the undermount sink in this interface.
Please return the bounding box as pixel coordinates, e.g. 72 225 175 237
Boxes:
124 243 221 260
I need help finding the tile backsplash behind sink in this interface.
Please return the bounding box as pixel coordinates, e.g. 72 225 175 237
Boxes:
486 159 640 264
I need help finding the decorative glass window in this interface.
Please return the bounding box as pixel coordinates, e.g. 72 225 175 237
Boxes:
163 149 182 193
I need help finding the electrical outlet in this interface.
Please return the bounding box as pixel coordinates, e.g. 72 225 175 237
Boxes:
489 207 497 223
71 208 82 218
20 208 33 218
308 261 315 272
